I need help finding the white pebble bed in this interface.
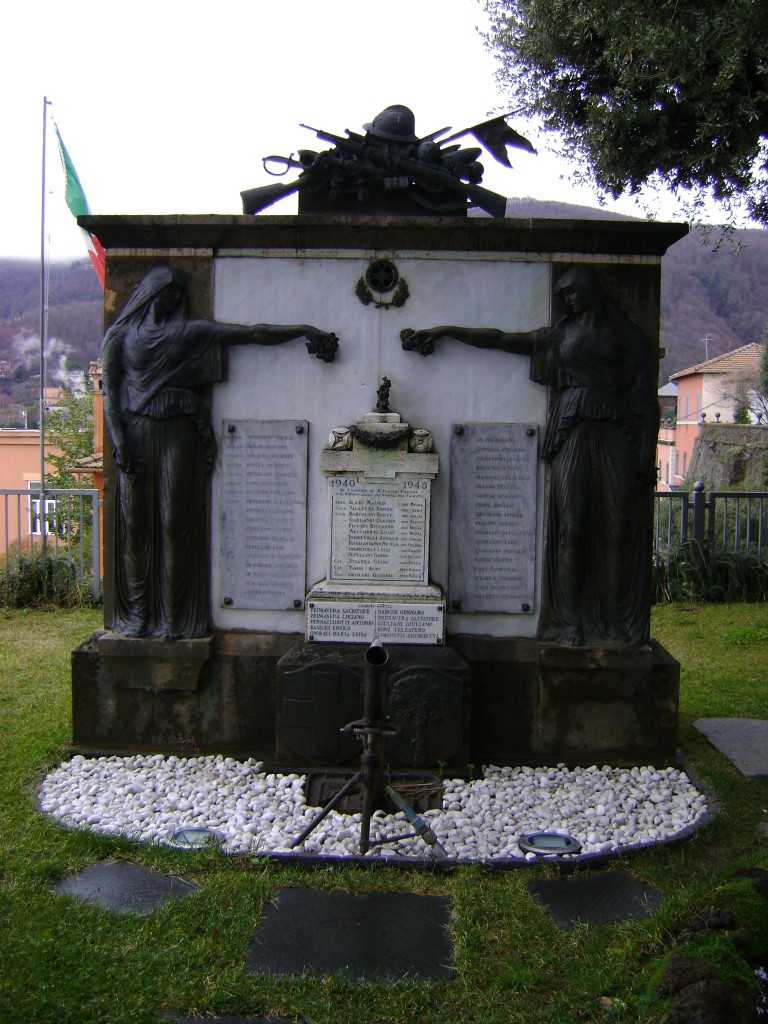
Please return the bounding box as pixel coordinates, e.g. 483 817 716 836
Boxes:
38 755 709 862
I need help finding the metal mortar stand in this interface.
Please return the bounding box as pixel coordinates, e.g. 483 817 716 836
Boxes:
288 640 447 858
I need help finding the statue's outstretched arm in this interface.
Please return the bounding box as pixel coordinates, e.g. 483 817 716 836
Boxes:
193 321 339 362
401 325 536 357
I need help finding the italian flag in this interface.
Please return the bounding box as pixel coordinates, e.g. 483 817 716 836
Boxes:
54 125 106 290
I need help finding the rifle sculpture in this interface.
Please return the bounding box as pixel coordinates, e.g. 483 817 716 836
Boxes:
241 104 535 218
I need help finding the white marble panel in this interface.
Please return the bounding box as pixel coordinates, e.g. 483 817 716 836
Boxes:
210 254 551 637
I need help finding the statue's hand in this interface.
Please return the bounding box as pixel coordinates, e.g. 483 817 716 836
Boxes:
400 328 439 357
639 465 659 488
114 446 141 477
305 330 339 363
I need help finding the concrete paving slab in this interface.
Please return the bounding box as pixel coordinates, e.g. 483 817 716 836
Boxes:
693 718 768 777
246 888 454 980
53 859 197 915
528 870 661 929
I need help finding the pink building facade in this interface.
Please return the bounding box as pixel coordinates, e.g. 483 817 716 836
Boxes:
0 431 59 553
656 343 763 490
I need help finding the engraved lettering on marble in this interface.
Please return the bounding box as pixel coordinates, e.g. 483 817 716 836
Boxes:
307 601 444 645
327 478 430 585
449 422 537 613
220 420 307 609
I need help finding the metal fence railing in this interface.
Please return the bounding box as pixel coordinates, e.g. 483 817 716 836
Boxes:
0 488 102 600
654 482 767 564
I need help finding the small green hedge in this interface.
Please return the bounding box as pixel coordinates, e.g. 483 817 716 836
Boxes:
0 553 98 608
654 542 768 603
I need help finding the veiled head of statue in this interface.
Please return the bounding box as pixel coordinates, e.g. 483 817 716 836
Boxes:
555 266 598 317
143 267 186 306
555 266 595 305
117 267 188 329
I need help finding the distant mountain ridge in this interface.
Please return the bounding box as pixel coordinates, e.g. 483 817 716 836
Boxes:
0 259 102 379
1 202 767 387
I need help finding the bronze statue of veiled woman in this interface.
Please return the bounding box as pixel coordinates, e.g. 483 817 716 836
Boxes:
102 266 338 640
401 266 658 646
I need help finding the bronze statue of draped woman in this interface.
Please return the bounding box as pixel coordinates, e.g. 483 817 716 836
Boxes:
102 266 338 640
402 266 658 646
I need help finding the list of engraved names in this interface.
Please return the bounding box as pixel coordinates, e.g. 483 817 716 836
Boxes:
220 420 307 609
328 478 429 583
449 423 537 612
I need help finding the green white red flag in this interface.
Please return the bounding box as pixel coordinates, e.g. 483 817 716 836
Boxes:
54 125 105 289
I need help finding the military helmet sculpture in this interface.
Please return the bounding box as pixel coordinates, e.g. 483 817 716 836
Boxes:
241 103 536 218
363 104 419 143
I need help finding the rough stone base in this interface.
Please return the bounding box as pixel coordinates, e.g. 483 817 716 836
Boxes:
450 634 679 767
275 642 470 769
70 630 679 767
71 630 301 760
534 639 680 765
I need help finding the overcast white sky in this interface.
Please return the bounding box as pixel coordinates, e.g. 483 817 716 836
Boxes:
4 0 698 263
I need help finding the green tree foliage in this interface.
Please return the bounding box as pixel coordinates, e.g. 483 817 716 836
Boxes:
44 384 94 489
483 0 768 223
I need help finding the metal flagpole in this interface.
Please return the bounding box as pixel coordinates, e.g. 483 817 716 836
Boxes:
39 96 51 571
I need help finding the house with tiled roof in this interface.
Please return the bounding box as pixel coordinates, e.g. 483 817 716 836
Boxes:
657 343 763 489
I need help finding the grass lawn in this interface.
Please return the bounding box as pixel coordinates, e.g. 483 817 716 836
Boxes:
1 604 767 1024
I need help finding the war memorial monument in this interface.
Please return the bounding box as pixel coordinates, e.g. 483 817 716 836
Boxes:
72 104 686 775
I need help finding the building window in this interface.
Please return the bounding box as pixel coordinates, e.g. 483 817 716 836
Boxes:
695 393 701 417
685 394 690 419
682 452 687 477
28 482 61 537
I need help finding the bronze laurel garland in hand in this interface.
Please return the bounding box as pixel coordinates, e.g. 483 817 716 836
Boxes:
306 331 339 363
400 327 437 357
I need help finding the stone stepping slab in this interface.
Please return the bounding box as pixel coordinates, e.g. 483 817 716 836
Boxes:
694 718 768 777
528 870 661 929
246 888 454 980
53 859 197 915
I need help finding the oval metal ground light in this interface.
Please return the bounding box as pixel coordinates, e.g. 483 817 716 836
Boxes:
519 831 582 856
169 828 224 850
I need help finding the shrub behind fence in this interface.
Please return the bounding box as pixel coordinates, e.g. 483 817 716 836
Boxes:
654 483 768 603
0 489 101 607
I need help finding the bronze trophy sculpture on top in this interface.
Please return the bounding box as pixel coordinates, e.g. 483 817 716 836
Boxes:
241 103 536 218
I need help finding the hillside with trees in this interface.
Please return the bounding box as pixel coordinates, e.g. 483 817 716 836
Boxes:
0 260 102 377
0 260 102 426
1 210 768 420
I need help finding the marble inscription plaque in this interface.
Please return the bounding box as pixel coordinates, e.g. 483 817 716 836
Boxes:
307 601 444 645
449 423 537 613
220 420 307 609
328 478 430 585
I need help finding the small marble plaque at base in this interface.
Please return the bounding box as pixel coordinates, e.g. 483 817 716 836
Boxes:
306 601 444 645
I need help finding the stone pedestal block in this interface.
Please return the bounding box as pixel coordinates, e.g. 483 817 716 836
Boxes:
96 632 214 690
71 630 678 767
71 630 300 759
534 639 680 764
451 634 679 767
